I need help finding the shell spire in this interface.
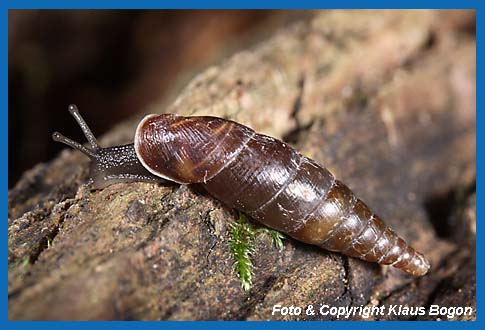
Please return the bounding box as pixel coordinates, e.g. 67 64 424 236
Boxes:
290 180 430 276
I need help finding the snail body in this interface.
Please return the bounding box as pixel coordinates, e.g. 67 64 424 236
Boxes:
53 105 430 276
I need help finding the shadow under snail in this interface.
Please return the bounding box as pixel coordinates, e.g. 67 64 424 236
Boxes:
53 104 430 276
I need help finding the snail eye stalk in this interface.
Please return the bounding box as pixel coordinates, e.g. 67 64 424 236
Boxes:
52 104 165 190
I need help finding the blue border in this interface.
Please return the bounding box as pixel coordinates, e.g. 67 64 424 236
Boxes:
3 0 480 328
3 0 479 10
2 0 7 327
476 0 481 324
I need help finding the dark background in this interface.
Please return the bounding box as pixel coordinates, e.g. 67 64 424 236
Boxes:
8 10 310 187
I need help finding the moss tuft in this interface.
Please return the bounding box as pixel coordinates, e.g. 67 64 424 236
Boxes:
228 212 285 291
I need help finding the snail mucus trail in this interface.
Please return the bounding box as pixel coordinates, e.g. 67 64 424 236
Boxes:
53 105 430 276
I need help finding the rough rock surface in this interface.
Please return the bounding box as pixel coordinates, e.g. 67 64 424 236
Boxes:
8 10 475 320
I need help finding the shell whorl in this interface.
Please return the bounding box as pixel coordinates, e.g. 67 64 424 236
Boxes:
290 180 430 276
134 114 254 184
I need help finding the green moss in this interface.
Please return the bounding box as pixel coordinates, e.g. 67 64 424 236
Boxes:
8 257 30 269
228 212 285 291
258 226 285 251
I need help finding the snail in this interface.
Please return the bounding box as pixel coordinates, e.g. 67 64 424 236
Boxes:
53 105 430 276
